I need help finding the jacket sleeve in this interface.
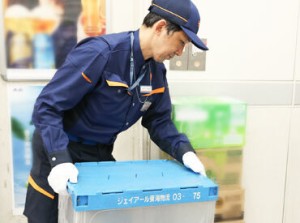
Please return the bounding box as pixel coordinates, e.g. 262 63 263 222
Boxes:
141 82 195 164
32 39 108 167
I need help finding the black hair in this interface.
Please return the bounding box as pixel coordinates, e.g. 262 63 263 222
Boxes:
142 12 181 34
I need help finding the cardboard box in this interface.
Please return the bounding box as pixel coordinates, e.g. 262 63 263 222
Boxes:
172 97 247 149
215 186 244 222
59 160 218 223
215 220 245 223
197 148 243 186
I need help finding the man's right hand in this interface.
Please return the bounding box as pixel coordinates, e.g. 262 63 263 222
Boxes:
47 163 78 194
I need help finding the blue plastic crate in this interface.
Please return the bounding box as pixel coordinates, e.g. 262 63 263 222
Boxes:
67 160 218 212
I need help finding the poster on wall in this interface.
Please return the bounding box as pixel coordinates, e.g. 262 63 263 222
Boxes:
8 85 44 214
2 0 108 80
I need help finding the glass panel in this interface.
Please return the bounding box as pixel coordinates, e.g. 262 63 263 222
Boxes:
2 0 107 80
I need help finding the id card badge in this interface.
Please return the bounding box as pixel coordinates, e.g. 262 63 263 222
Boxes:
140 85 152 94
140 101 152 112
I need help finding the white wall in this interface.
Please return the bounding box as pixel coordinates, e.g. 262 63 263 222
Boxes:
243 108 290 223
1 0 300 223
283 109 300 223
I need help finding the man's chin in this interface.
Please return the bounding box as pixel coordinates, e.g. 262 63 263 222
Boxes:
154 57 167 63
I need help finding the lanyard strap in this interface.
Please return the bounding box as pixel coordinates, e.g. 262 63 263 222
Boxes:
128 32 149 93
129 32 134 86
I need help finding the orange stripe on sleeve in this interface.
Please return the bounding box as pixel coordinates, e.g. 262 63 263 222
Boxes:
28 175 55 199
81 72 92 83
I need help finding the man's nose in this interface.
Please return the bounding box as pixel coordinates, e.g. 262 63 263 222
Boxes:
176 46 186 56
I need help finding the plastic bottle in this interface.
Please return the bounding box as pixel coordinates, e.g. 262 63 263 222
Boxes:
33 33 55 69
4 4 32 35
8 33 32 68
5 4 33 68
31 5 58 35
30 4 60 69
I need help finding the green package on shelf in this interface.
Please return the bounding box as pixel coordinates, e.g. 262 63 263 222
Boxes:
172 96 247 149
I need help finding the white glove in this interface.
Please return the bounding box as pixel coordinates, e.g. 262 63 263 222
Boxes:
48 163 78 194
182 151 207 176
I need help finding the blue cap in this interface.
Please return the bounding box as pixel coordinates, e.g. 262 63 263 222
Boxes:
149 0 208 51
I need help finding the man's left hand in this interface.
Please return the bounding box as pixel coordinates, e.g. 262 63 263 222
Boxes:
182 151 207 176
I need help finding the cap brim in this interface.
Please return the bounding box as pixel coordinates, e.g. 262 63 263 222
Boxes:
181 26 208 51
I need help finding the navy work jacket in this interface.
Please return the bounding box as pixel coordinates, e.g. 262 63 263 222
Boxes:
32 30 194 167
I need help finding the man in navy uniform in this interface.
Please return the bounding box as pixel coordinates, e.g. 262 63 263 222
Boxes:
24 0 208 222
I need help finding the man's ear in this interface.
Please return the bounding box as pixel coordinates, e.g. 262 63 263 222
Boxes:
154 19 167 34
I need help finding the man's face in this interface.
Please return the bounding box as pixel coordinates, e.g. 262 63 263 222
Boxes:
152 28 190 63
